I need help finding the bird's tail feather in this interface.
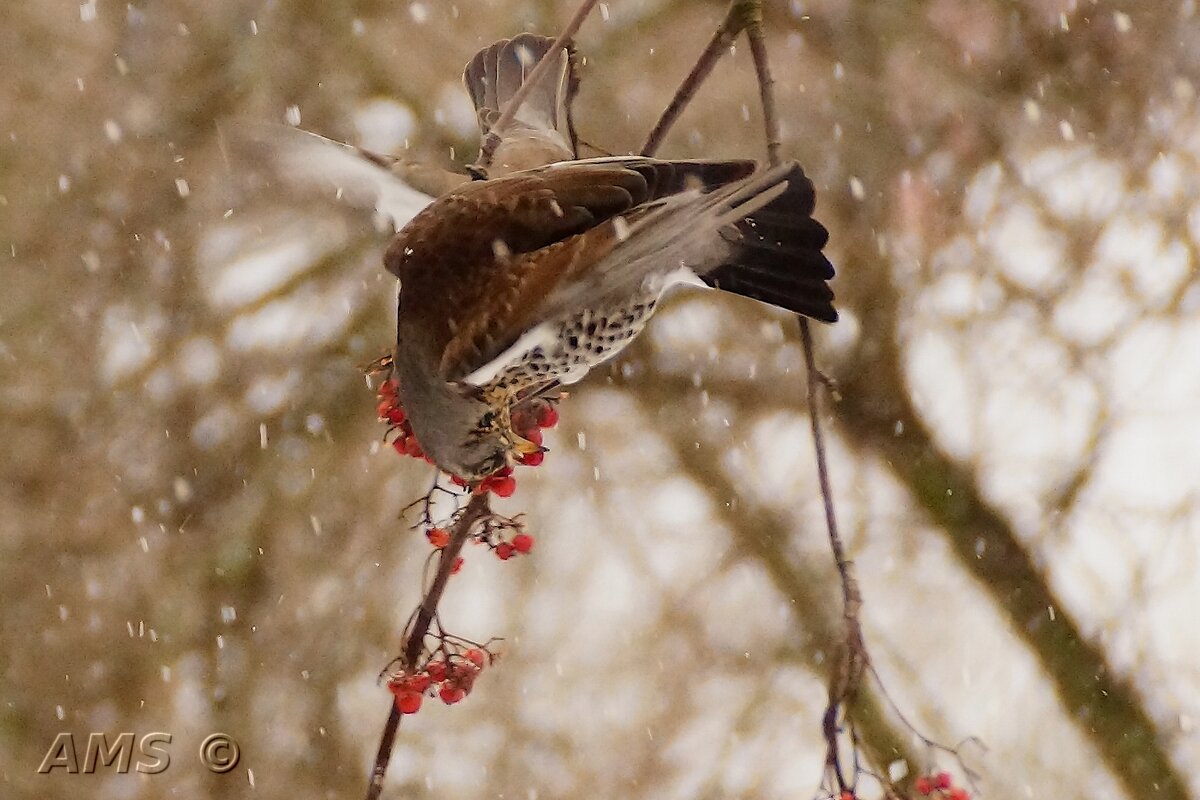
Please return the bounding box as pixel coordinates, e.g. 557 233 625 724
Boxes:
463 33 576 149
550 160 837 323
705 164 837 321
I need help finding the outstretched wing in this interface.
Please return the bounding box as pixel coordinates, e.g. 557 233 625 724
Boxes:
219 122 466 229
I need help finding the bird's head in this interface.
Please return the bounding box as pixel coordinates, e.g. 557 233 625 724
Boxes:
393 377 536 483
450 406 541 482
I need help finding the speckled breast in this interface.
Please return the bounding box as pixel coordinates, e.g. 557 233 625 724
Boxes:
483 296 660 395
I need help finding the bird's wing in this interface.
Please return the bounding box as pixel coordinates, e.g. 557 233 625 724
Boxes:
386 157 756 382
219 122 460 229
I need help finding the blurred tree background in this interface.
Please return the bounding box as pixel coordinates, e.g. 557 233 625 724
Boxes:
2 1 1199 798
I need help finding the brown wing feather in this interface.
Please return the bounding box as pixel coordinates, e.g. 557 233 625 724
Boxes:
386 158 757 382
437 229 622 379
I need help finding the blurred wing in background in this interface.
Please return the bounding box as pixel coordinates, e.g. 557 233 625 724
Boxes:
219 122 466 230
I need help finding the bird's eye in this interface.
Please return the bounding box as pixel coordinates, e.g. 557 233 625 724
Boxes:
487 452 507 473
468 452 507 480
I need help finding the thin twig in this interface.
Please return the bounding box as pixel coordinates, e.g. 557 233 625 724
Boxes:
743 5 781 166
364 493 491 800
475 0 601 171
641 2 744 157
743 3 865 791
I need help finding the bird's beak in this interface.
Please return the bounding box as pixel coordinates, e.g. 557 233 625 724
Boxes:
511 435 543 456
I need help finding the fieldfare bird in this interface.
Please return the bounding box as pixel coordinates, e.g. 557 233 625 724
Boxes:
227 34 837 482
385 34 838 480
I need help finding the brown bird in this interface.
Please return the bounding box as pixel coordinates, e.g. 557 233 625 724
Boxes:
385 34 838 481
222 35 836 481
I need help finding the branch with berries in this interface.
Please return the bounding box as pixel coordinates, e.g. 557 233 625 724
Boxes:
362 361 558 800
363 1 977 798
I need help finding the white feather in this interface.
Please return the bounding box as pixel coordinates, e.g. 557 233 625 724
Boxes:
221 123 433 230
461 321 561 387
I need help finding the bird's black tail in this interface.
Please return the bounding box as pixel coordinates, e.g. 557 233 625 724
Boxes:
704 164 837 322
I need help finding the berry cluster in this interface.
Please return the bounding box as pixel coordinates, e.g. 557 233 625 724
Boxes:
453 466 518 498
375 375 560 497
912 772 968 799
376 378 428 461
424 518 536 562
832 772 967 800
495 533 534 560
476 512 536 561
387 646 494 715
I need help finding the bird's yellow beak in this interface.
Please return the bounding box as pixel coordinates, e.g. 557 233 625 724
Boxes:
512 435 542 456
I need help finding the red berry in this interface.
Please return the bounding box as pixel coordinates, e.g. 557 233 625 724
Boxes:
439 685 465 705
489 476 517 498
388 673 431 695
395 691 422 714
511 533 534 553
948 790 969 800
495 542 515 560
449 556 464 575
377 400 393 419
465 648 486 668
386 406 407 424
519 450 544 466
426 527 450 548
914 777 932 796
453 672 476 694
450 475 468 487
378 380 397 398
536 404 558 428
524 427 543 447
425 661 446 681
934 772 952 790
510 409 532 432
392 437 408 455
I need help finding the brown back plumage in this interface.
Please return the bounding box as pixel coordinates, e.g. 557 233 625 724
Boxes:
387 157 835 382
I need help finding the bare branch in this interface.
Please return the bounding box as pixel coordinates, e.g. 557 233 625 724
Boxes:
742 4 867 790
641 2 744 157
743 4 781 166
